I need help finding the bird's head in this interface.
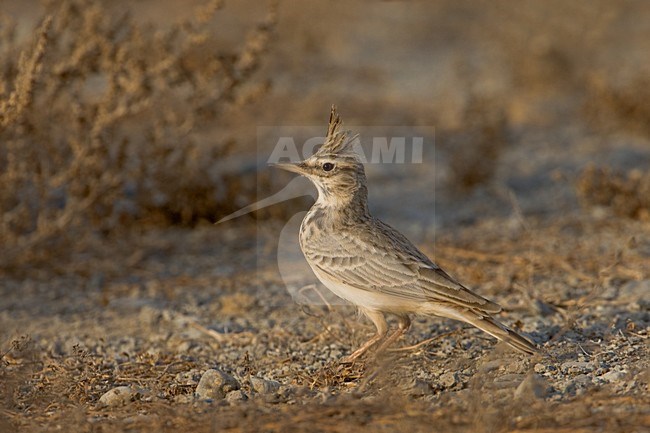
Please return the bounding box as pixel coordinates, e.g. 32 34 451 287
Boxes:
274 106 367 209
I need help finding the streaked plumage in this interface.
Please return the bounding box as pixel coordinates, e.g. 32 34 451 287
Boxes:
275 106 538 360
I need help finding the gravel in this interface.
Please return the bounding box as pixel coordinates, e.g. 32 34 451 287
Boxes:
1 208 648 432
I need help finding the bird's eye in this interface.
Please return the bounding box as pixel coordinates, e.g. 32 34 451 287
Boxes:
322 162 335 172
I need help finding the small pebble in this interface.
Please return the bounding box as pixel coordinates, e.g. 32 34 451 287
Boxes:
225 390 248 403
601 370 627 383
97 386 144 408
534 363 547 374
439 372 458 388
560 361 595 375
195 369 240 400
559 374 592 395
250 377 281 394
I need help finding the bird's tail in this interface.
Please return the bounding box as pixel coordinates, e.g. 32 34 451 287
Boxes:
464 311 538 355
434 307 539 355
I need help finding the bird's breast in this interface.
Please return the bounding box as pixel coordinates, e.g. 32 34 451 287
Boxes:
299 206 328 244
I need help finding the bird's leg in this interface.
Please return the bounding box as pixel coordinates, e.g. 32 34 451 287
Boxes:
342 310 387 363
373 315 411 356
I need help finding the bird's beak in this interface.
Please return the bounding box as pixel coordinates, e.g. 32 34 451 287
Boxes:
272 162 307 175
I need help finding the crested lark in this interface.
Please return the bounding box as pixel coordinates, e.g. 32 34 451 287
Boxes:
275 106 538 361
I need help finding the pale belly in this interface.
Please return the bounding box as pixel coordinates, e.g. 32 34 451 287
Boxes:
310 265 422 314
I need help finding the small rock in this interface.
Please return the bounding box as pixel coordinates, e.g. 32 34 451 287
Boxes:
439 372 458 388
533 363 558 375
195 369 240 400
573 374 593 395
560 361 595 375
97 386 144 408
559 374 592 395
514 374 548 400
533 363 547 374
250 377 281 394
225 390 248 403
601 370 627 383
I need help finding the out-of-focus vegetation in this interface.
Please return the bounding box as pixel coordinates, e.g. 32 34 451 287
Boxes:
0 0 275 269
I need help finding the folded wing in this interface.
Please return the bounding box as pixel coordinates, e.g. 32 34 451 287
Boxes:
302 220 501 314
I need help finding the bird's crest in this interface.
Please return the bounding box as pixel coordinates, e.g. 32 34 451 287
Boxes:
316 105 357 158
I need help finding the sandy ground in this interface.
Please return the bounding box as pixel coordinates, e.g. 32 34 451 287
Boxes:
1 1 649 432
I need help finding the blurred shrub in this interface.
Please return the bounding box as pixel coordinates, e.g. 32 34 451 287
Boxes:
0 0 275 269
442 95 508 191
577 164 650 221
583 74 650 137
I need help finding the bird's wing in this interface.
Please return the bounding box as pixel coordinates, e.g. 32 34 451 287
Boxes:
302 221 501 314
